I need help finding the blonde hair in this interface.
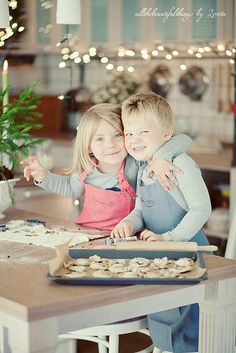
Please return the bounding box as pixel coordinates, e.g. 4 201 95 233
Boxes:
66 103 122 174
122 92 175 133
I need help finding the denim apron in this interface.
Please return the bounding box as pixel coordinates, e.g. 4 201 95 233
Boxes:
140 178 209 353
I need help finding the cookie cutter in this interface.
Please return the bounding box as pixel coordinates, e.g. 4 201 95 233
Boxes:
26 219 46 227
0 224 6 232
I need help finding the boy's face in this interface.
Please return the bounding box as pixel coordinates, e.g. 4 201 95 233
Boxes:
123 117 172 161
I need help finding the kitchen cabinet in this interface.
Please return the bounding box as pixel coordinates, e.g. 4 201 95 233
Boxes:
11 95 63 135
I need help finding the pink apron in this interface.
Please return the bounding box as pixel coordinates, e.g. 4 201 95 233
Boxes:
75 160 136 230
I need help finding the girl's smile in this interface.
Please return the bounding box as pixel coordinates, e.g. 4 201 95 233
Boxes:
90 119 128 173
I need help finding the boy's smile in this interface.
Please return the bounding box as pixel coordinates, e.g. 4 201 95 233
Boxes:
124 119 172 161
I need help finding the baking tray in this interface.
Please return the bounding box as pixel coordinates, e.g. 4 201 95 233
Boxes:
47 249 208 285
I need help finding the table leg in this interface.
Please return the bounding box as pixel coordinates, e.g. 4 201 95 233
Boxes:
0 314 58 353
199 279 236 353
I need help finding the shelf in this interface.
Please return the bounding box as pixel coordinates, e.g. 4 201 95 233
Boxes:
204 227 228 240
189 149 232 172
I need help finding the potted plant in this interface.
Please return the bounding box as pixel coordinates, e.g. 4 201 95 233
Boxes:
0 83 44 217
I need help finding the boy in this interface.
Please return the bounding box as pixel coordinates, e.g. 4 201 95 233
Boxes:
112 93 211 353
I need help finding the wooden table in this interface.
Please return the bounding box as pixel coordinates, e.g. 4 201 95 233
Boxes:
1 207 236 353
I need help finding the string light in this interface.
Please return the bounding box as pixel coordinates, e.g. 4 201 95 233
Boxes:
61 47 70 54
59 61 66 68
117 65 124 72
69 51 79 59
62 54 69 60
125 49 135 56
41 1 53 9
127 66 134 72
172 50 179 56
74 57 81 63
89 47 97 56
106 63 114 70
83 56 90 63
55 39 235 72
226 50 232 56
0 0 25 46
101 57 109 63
165 54 172 60
142 53 150 60
9 1 17 10
152 50 158 56
141 49 148 55
118 49 125 57
217 44 225 51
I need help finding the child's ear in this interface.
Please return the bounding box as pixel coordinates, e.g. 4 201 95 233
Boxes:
164 130 173 142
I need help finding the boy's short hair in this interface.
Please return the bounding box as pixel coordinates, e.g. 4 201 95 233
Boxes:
121 92 175 133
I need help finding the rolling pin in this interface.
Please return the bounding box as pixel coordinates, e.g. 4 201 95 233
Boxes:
116 241 217 252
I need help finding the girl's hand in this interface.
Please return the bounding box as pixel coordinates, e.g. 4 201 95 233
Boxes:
140 229 164 241
110 220 135 238
145 159 183 191
20 156 47 183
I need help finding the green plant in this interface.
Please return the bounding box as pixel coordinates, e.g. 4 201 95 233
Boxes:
0 83 44 180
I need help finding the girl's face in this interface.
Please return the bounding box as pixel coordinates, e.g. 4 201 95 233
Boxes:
90 119 128 172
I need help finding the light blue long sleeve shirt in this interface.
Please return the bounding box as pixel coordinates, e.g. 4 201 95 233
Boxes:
125 153 212 241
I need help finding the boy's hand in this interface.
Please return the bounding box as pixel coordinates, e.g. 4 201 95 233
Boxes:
110 220 135 238
145 159 183 191
20 156 47 183
140 229 164 241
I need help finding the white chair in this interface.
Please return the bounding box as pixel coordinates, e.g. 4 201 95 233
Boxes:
58 317 154 353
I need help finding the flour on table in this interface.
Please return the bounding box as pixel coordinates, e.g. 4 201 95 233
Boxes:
0 220 89 248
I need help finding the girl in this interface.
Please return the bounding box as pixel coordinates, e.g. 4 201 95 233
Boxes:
21 103 191 232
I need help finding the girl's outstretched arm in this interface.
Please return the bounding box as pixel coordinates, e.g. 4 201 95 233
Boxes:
21 156 84 198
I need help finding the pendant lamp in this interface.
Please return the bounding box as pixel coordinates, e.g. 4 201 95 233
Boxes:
0 0 10 28
56 0 81 24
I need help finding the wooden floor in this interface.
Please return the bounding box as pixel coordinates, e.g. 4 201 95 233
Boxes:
77 332 153 353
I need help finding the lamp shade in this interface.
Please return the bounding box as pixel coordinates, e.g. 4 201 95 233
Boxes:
56 0 81 24
0 0 10 28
